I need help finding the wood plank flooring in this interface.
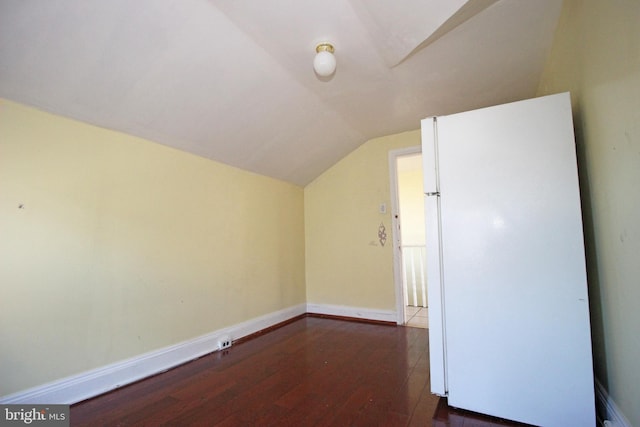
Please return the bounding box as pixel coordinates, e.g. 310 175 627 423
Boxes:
70 316 528 426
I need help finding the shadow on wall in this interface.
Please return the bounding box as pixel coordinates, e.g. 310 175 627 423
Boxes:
572 103 607 387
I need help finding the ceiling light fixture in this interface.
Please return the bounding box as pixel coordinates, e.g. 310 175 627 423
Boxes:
313 42 336 77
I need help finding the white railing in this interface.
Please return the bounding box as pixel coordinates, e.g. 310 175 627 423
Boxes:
401 245 427 308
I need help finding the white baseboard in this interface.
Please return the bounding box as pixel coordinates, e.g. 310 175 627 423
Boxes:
595 378 632 427
306 303 397 323
0 304 306 405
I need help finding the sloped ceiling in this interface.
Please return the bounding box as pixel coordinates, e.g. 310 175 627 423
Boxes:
0 0 563 185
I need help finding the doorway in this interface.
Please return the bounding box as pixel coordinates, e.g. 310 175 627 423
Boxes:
389 147 428 328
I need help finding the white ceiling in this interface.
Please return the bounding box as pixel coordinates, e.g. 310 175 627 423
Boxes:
0 0 563 186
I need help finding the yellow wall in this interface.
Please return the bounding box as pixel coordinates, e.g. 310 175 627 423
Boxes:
537 0 640 424
0 99 306 396
397 166 425 246
304 130 420 309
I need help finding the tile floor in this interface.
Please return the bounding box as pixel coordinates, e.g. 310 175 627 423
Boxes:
405 305 428 328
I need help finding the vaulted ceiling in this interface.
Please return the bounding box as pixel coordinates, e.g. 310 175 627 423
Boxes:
0 0 563 185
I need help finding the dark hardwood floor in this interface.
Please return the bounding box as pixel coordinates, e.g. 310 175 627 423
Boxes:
71 316 528 426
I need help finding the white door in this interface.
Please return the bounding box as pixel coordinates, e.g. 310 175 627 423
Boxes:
423 93 595 427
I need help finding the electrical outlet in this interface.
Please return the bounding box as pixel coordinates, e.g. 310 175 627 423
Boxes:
218 335 232 350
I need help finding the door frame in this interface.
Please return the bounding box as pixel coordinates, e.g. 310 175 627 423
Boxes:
388 146 422 325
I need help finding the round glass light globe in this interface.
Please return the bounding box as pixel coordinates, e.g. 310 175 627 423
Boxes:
313 51 336 77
